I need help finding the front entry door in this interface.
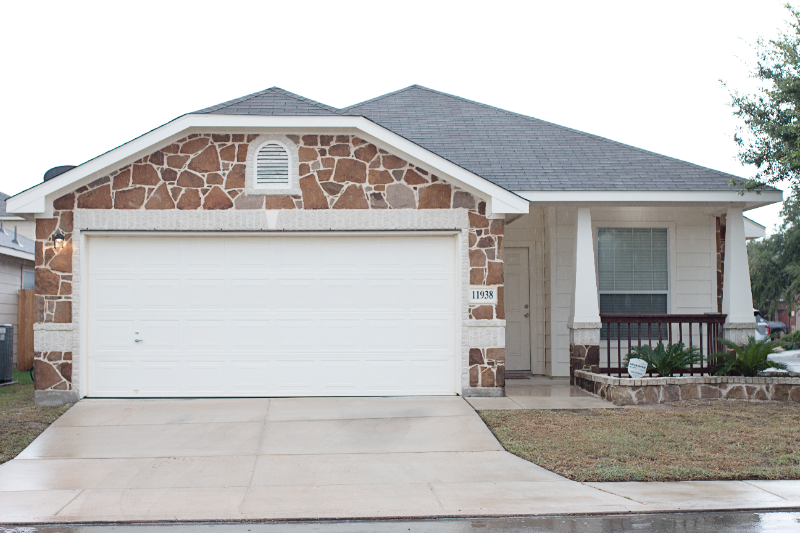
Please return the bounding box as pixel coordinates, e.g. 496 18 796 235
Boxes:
505 248 531 372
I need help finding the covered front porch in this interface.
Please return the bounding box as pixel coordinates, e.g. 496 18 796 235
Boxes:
502 202 762 382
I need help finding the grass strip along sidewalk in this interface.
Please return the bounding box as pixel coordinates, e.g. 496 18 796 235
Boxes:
480 401 800 482
0 370 71 464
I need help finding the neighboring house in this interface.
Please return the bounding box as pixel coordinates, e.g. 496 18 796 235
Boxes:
744 217 766 241
0 224 35 368
1 192 35 241
6 86 781 406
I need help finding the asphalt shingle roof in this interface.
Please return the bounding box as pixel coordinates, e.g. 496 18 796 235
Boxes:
195 85 757 192
195 87 339 116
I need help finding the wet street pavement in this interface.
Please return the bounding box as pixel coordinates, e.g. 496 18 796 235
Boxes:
2 512 800 532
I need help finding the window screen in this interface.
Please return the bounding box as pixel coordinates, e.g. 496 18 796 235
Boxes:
598 228 668 339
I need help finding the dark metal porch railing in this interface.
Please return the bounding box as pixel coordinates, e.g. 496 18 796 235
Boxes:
599 313 727 377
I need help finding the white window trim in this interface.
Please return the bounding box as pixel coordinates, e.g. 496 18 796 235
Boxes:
245 134 301 196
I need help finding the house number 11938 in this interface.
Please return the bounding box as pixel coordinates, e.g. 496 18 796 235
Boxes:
469 287 497 304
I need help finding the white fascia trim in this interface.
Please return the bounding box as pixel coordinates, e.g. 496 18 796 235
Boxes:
7 114 529 216
0 246 35 261
517 190 783 210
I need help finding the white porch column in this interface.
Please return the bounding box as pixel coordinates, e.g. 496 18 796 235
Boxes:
722 206 757 343
569 207 602 381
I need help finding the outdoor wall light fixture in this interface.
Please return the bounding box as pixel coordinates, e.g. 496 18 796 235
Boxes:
53 231 66 251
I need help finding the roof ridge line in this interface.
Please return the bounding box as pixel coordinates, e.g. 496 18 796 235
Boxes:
274 87 340 113
194 87 278 114
195 87 338 114
338 85 422 114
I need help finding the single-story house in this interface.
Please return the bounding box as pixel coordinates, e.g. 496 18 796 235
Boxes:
0 219 35 370
6 85 781 406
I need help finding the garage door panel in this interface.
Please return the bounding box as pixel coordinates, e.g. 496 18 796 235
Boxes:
186 239 227 270
365 280 403 309
92 239 135 271
93 321 135 353
319 360 360 392
184 279 227 310
364 319 405 351
274 320 317 351
94 279 136 310
274 239 317 269
142 238 180 269
228 360 271 393
411 280 453 310
320 319 364 352
186 362 225 393
319 279 364 310
366 239 409 270
409 360 452 392
364 360 407 392
230 320 271 351
139 321 181 351
139 280 181 311
185 320 226 351
272 360 315 394
410 318 455 351
230 280 271 310
88 234 457 397
91 361 135 394
137 361 181 393
232 237 271 267
273 279 315 310
318 238 364 269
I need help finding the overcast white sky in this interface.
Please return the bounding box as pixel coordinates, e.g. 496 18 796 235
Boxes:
0 0 792 232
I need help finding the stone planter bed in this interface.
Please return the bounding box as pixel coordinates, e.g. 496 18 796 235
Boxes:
574 370 800 406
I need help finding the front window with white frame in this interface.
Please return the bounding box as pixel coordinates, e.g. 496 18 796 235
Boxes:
598 228 668 339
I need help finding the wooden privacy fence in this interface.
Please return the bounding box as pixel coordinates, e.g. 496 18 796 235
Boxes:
16 289 34 371
600 313 728 377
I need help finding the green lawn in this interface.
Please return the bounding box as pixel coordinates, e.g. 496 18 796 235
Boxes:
0 369 71 464
480 401 800 482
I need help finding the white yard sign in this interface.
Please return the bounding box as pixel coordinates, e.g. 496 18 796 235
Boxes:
627 358 648 379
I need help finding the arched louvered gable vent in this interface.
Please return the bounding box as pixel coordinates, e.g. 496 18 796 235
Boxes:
255 142 290 188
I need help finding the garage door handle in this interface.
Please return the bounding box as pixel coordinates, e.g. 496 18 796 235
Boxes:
134 339 143 343
524 313 529 318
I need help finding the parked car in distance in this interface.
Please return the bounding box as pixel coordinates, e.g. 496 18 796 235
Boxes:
755 313 771 341
755 310 787 337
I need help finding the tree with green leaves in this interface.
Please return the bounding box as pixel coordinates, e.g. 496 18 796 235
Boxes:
727 4 800 193
748 192 800 316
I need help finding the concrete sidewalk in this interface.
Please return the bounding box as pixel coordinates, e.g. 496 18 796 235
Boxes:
0 397 799 523
466 376 618 410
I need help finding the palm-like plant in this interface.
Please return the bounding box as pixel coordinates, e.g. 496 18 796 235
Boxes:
624 342 703 377
713 337 789 377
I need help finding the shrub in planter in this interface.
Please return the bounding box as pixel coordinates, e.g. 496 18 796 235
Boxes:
779 330 800 350
713 337 788 377
624 342 703 377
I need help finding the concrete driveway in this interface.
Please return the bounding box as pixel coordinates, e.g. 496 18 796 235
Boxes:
0 396 629 522
2 396 799 523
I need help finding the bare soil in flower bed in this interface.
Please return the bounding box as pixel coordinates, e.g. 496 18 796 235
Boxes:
479 400 800 482
0 370 71 464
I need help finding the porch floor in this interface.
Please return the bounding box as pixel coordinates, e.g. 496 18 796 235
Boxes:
466 377 618 410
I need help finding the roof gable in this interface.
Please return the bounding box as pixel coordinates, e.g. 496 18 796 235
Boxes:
195 87 339 116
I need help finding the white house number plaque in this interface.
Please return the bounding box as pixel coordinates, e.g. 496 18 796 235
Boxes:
469 287 497 304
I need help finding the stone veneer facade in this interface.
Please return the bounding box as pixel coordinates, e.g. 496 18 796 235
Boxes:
33 133 507 400
574 370 800 405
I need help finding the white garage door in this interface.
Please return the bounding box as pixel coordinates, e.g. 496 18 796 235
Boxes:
86 234 457 397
